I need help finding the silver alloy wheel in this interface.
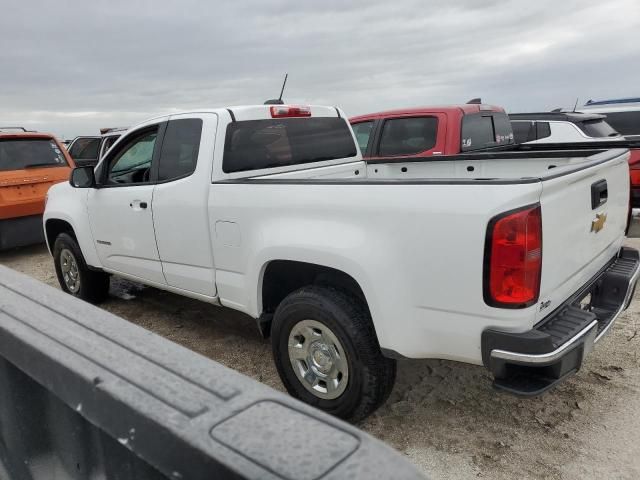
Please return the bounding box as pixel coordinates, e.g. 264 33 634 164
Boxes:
60 248 81 293
287 319 349 400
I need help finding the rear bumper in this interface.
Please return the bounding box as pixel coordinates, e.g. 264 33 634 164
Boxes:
0 215 45 250
481 247 640 396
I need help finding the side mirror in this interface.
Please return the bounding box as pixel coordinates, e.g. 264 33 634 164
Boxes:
69 166 96 188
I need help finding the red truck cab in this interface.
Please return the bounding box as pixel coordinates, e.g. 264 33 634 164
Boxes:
349 103 514 158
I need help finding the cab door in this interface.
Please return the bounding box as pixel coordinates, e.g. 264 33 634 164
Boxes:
151 114 217 296
87 122 167 284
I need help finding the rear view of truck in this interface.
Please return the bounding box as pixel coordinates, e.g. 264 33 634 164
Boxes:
0 128 73 249
479 149 639 394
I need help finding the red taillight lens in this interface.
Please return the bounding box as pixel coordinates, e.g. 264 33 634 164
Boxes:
484 204 542 308
630 168 640 188
270 105 311 118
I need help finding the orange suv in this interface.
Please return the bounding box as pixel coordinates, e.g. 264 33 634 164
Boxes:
0 127 74 249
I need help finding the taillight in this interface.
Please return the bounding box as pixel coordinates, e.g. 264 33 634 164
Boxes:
484 204 542 308
630 168 640 188
270 105 311 118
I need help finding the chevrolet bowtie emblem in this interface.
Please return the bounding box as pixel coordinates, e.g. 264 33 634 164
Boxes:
591 213 607 233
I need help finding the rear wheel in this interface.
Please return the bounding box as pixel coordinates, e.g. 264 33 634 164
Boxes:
271 286 396 422
53 233 110 303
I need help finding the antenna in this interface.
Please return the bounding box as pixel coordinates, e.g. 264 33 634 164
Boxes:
278 73 288 102
264 73 288 105
573 97 579 112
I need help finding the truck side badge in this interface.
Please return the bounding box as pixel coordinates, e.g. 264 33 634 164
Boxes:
591 213 607 233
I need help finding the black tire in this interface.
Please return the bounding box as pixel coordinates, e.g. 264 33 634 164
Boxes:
53 233 110 303
271 286 396 422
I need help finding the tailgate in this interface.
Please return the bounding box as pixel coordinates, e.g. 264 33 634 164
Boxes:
535 149 630 322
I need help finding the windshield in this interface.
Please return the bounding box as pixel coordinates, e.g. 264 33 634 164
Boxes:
577 119 621 138
223 117 357 173
0 138 68 172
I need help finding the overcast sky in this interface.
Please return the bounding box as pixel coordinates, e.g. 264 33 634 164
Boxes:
1 0 639 138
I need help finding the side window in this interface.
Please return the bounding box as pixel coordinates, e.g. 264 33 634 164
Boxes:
351 121 374 153
69 138 100 159
157 118 203 182
106 129 158 185
100 135 119 158
378 117 438 156
536 122 551 140
511 121 535 143
461 115 494 151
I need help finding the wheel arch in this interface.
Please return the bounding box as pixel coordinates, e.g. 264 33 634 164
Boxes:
44 218 76 255
257 259 375 339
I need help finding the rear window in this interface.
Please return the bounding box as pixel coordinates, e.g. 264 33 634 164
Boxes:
69 137 100 160
576 119 619 138
378 117 438 156
158 118 202 181
0 139 67 172
601 111 640 136
461 113 514 151
223 117 357 173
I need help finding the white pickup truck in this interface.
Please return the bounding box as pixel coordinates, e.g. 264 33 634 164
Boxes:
44 104 640 421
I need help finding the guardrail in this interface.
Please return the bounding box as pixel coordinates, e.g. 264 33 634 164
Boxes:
0 265 425 480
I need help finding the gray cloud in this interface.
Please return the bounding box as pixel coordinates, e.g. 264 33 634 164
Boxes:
1 0 639 138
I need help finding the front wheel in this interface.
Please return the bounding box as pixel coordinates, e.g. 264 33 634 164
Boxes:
53 233 110 303
271 286 396 422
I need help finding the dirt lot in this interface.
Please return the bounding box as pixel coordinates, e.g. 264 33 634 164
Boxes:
2 243 640 479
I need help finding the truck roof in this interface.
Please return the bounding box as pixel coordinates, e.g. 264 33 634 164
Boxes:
349 104 505 123
129 104 344 131
509 112 606 123
0 131 58 140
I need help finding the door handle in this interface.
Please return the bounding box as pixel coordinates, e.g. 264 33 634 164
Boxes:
129 200 148 210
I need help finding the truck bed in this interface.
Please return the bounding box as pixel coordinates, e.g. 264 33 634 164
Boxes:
212 147 630 362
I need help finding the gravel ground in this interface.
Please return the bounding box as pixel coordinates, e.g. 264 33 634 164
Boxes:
2 242 639 479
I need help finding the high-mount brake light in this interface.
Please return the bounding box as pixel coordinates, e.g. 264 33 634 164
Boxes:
484 204 542 308
270 106 312 118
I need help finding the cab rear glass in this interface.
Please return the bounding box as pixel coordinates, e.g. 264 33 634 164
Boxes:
461 113 514 152
0 138 68 172
223 117 357 173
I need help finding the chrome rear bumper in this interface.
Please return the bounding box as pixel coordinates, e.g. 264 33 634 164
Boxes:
482 247 640 395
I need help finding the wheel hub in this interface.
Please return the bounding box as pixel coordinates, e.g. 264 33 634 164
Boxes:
310 343 333 374
287 319 349 400
60 248 81 293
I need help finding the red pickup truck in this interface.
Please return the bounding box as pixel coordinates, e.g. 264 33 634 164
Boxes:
349 102 515 158
350 102 640 207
